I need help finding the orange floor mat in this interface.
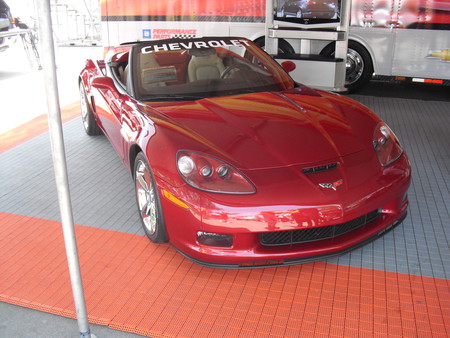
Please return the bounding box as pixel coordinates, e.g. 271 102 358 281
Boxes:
0 212 449 337
0 102 80 154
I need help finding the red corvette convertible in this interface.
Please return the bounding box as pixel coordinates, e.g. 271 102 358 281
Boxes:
79 37 411 268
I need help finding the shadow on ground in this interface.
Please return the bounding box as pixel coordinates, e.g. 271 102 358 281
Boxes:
350 79 449 102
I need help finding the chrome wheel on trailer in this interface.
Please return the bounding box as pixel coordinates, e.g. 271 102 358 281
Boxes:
346 48 365 86
320 40 374 93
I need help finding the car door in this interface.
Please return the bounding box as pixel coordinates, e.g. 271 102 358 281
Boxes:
118 99 141 158
92 79 127 159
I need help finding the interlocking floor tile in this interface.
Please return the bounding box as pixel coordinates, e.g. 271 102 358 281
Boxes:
1 97 449 336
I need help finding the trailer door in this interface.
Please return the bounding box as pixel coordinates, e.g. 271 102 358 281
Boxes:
392 29 450 79
391 0 450 79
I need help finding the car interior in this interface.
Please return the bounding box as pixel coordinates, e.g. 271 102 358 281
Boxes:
186 47 226 82
107 43 291 100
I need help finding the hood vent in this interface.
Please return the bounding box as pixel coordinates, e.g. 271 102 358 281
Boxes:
302 162 338 174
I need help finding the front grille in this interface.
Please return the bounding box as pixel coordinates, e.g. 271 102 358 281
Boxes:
260 209 381 246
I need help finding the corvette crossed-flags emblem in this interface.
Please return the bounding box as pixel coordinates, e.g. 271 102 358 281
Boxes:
318 179 344 191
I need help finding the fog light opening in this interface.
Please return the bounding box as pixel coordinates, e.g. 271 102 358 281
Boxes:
197 232 233 247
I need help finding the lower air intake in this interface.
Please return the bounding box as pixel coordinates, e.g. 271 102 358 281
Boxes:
260 209 381 246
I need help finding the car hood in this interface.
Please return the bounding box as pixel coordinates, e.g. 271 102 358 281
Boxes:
147 88 366 169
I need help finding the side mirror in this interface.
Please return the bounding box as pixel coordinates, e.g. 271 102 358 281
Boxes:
281 61 296 73
91 76 116 91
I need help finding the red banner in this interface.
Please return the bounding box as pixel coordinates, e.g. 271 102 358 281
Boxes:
101 0 265 17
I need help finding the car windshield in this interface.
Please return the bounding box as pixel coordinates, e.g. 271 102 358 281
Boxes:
131 37 296 101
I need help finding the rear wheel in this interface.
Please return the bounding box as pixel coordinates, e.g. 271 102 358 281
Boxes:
134 152 168 243
79 82 101 135
253 37 295 55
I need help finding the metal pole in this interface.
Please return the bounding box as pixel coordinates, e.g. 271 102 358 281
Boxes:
35 1 92 337
334 0 351 90
264 0 278 55
19 31 33 69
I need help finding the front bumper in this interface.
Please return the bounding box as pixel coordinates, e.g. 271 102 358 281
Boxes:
177 209 407 268
177 212 407 269
158 154 411 268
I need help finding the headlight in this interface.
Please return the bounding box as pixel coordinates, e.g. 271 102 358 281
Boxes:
177 151 256 194
372 122 404 166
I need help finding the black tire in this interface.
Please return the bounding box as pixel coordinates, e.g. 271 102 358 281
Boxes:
253 37 295 55
320 40 374 93
134 152 168 243
79 82 101 135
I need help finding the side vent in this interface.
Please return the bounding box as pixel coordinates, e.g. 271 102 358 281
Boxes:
302 162 338 174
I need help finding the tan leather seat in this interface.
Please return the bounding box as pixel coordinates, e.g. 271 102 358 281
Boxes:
139 53 167 89
188 48 225 82
122 65 129 85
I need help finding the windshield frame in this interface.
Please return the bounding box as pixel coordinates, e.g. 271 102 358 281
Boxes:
130 37 296 101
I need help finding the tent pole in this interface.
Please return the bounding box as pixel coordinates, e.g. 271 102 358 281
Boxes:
35 0 92 336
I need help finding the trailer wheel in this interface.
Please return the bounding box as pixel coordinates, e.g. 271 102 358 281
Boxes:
320 40 373 93
254 37 295 55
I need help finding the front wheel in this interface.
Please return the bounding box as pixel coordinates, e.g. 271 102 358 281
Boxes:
134 152 168 243
320 41 374 93
79 82 101 135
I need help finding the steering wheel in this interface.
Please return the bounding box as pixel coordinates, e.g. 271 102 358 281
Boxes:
221 64 247 79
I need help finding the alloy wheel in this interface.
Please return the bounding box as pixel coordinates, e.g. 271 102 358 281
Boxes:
79 85 90 130
135 159 157 235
